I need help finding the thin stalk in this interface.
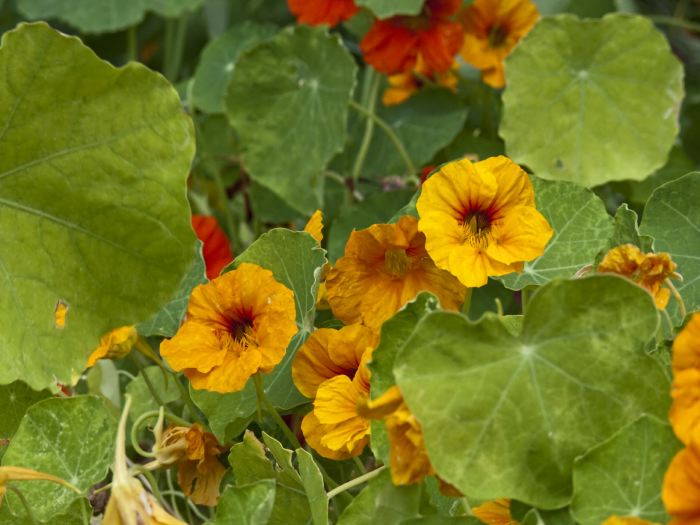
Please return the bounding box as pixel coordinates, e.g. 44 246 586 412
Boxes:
7 486 38 525
165 469 184 521
647 15 700 32
210 163 239 252
133 353 167 409
126 26 138 62
172 374 207 427
460 288 473 317
351 70 380 184
326 466 386 499
252 374 302 449
163 16 188 82
460 495 474 516
352 456 368 475
521 288 529 315
140 469 172 515
130 410 190 458
349 100 417 182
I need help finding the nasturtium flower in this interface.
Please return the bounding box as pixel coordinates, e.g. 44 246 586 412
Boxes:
104 396 186 525
161 263 297 393
472 499 516 525
663 423 700 525
192 215 234 280
361 0 464 75
292 325 378 459
598 244 680 310
670 313 700 445
459 0 539 88
303 209 324 243
416 156 553 288
360 385 434 485
0 467 79 508
287 0 358 27
383 56 458 106
87 326 138 368
602 517 659 525
325 215 466 327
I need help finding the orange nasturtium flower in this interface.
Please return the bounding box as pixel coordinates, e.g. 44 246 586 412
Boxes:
663 422 700 525
669 313 700 445
191 215 234 281
87 326 138 368
104 396 186 525
292 324 379 459
287 0 358 27
598 244 681 310
459 0 540 88
383 56 458 106
417 156 553 288
151 415 227 507
601 517 659 525
361 0 464 76
472 499 516 525
161 263 297 393
325 215 466 328
303 209 324 243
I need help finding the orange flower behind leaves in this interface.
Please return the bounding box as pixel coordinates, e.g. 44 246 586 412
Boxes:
360 385 434 485
192 215 234 280
669 313 700 445
325 215 466 328
361 0 464 76
87 326 138 368
663 423 700 524
303 209 324 243
472 499 516 525
460 0 540 88
602 517 659 525
292 325 378 459
598 244 680 310
161 263 297 393
383 57 458 106
288 0 358 27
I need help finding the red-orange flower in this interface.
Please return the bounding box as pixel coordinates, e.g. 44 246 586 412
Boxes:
361 0 464 75
192 215 234 280
288 0 358 27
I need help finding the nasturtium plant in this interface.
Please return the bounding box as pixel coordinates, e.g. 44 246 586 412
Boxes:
501 14 684 186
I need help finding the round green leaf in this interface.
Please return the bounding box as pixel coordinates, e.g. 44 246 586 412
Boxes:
571 416 680 525
640 172 700 323
0 23 195 390
394 275 668 508
355 0 423 18
192 22 277 114
501 14 684 186
501 177 613 289
2 396 117 521
209 480 277 525
226 25 357 214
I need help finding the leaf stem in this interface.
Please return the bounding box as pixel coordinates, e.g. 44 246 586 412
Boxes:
163 15 188 82
130 410 190 458
351 70 380 184
647 14 700 32
349 100 418 182
326 466 387 499
126 26 138 62
172 374 207 427
252 373 302 449
460 288 473 317
7 485 38 525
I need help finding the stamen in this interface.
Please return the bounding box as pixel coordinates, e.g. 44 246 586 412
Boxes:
459 210 491 248
488 25 508 47
384 248 411 277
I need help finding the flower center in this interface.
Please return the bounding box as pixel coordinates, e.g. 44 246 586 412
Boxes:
488 25 508 48
459 211 491 247
384 248 411 277
229 311 255 346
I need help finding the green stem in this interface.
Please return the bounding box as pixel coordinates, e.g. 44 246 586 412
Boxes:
7 486 38 525
521 288 529 315
460 288 473 317
130 410 190 458
163 16 188 82
351 70 380 184
647 15 700 32
253 374 302 449
210 164 239 253
349 100 417 182
353 456 368 475
127 26 138 62
326 466 387 499
172 374 207 427
133 352 167 409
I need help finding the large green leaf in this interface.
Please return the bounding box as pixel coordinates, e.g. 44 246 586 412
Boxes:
0 497 90 525
355 0 423 17
226 25 356 214
394 276 668 508
16 0 205 33
0 23 195 390
501 14 684 186
191 229 326 438
2 396 116 521
192 22 277 114
207 480 276 525
571 416 680 525
0 382 50 460
501 178 613 289
640 172 700 323
297 447 329 525
125 366 181 422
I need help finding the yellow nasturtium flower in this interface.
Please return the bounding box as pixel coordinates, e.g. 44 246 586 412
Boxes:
417 156 553 288
87 326 138 368
598 244 680 310
325 215 466 327
472 499 517 525
292 324 378 460
669 313 700 445
459 0 540 88
104 396 186 525
160 263 297 393
303 209 324 243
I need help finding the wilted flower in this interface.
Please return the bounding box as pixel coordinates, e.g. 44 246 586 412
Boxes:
416 156 553 287
383 56 458 106
191 215 234 280
303 209 324 243
161 263 297 393
87 326 138 368
288 0 358 27
459 0 539 88
361 0 464 75
472 499 516 525
325 215 466 327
